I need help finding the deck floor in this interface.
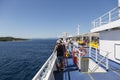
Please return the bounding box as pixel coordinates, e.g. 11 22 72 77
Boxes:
54 57 120 80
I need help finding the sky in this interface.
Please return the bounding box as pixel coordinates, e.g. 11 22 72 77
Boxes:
0 0 118 38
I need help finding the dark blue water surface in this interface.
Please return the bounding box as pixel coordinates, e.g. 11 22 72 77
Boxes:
0 39 57 80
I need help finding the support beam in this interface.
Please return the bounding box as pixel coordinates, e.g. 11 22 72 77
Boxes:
89 33 91 57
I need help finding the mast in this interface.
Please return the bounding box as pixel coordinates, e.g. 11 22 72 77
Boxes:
77 24 80 35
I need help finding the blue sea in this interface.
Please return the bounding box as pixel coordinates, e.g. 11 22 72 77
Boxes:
0 39 57 80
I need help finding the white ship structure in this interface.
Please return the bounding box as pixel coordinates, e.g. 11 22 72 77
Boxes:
32 0 120 80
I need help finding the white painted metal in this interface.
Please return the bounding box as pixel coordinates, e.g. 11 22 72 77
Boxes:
32 52 57 80
77 24 80 35
90 47 109 70
91 5 120 63
118 0 120 18
95 49 98 62
91 19 120 33
92 7 118 29
74 44 108 72
73 41 79 48
73 41 109 71
89 33 91 57
78 51 81 70
108 12 111 22
106 53 109 70
99 30 120 63
73 46 82 70
115 44 120 60
119 0 120 7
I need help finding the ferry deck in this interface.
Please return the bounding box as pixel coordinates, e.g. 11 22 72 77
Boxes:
53 48 120 80
32 0 120 80
32 44 120 80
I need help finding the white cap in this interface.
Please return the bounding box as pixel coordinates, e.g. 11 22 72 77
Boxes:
56 40 61 44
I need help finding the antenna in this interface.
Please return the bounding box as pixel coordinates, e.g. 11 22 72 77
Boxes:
77 24 80 35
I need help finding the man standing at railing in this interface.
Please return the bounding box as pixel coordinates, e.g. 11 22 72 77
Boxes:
54 39 65 71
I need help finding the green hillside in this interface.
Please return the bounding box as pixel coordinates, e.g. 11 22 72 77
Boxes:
0 37 28 41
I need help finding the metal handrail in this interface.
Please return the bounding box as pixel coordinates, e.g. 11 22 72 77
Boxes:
73 46 82 70
92 7 119 28
90 47 110 71
32 52 57 80
75 48 82 69
91 52 109 72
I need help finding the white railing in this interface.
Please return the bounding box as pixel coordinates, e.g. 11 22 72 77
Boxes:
72 43 86 70
92 7 119 28
73 46 82 70
32 52 57 80
89 47 110 71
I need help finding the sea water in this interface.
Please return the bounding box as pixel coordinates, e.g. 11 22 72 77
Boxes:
0 39 56 80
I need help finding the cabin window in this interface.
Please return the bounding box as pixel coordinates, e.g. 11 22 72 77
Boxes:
114 44 120 61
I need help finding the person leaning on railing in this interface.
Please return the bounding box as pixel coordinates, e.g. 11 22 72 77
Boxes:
54 39 65 71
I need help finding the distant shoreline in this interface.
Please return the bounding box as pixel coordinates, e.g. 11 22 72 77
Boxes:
0 37 29 41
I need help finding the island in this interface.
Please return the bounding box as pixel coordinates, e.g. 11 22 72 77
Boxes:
0 37 29 41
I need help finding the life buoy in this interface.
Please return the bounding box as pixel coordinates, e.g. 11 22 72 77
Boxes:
78 47 86 56
72 47 87 68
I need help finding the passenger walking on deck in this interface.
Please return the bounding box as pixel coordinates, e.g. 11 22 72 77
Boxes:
54 39 65 71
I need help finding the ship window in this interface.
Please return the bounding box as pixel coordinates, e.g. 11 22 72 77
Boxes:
114 44 120 61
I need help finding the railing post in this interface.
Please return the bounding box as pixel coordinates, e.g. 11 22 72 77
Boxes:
92 21 94 28
89 33 91 58
109 11 111 22
106 52 109 71
96 48 98 62
92 21 95 28
89 46 92 58
78 51 81 70
99 17 102 26
94 21 96 28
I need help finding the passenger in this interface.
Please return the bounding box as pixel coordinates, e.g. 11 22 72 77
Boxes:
61 39 67 67
67 39 73 54
54 39 65 71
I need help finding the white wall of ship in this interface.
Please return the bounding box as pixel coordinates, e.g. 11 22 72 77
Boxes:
99 29 120 64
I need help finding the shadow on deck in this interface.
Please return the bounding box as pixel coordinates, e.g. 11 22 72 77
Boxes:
53 48 120 80
53 56 78 80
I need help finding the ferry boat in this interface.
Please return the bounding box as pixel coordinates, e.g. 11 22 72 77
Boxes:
32 0 120 80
